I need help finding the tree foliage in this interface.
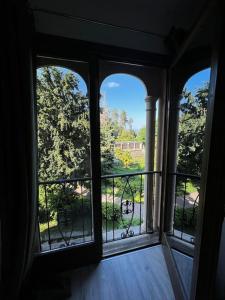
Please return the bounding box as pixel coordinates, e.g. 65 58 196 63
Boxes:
37 66 115 180
135 127 146 142
116 128 136 141
177 84 208 175
37 66 91 181
100 106 115 174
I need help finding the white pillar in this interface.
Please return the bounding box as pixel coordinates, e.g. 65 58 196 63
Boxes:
143 96 157 233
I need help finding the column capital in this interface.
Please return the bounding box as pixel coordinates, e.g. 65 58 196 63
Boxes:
145 95 158 103
145 95 151 103
145 95 157 111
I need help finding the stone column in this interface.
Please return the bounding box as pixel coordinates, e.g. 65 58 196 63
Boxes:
164 94 182 234
143 96 157 233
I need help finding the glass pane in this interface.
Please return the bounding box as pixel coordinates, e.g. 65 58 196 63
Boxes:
37 64 93 252
172 67 211 299
174 68 211 244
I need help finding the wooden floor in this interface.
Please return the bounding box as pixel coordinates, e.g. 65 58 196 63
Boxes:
67 246 175 300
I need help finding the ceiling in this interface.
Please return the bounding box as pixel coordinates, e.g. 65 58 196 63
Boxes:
30 0 209 55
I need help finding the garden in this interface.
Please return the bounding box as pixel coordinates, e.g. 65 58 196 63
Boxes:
37 66 208 248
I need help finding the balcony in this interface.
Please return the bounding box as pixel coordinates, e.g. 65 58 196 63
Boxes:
37 169 199 257
38 171 161 254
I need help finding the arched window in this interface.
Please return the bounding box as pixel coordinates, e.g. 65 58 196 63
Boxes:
177 68 211 176
173 68 211 243
100 73 148 175
99 73 158 242
37 65 93 251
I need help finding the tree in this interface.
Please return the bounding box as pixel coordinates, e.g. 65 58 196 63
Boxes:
37 66 91 181
177 84 208 175
37 66 115 180
110 109 120 138
100 106 115 174
116 128 136 141
120 110 128 128
136 127 146 142
128 117 133 131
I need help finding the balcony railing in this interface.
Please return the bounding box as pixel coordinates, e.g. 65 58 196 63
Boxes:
171 172 200 244
38 171 161 252
101 171 160 243
38 177 93 252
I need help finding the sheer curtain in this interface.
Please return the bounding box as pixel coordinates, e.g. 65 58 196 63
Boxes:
1 1 37 299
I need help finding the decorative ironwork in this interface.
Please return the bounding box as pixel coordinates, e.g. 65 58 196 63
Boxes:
120 176 135 239
56 184 75 247
172 173 200 244
38 171 161 252
38 178 92 252
102 171 160 243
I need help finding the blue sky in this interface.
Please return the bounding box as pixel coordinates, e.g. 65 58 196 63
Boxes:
100 74 147 130
99 68 211 130
38 66 211 130
184 68 210 94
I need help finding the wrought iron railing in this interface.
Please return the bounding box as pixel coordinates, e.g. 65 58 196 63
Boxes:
172 172 200 244
101 171 161 243
38 177 93 252
38 171 161 252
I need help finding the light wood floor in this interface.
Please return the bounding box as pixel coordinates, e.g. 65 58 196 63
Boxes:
67 246 175 300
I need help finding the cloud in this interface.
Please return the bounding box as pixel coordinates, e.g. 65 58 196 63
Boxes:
106 81 120 88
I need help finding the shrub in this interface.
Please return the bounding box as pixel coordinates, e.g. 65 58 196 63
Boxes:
174 206 198 233
119 217 142 228
102 202 120 221
114 148 133 168
114 176 143 203
38 185 91 224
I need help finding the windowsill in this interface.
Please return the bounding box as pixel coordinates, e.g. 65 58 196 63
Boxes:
103 232 159 257
166 235 194 257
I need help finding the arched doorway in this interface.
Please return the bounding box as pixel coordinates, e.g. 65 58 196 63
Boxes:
99 73 159 253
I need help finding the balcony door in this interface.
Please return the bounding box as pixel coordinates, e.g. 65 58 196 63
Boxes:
35 56 102 270
162 61 211 299
99 60 162 256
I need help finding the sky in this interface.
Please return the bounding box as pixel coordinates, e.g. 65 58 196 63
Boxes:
38 66 211 130
99 68 211 130
100 74 147 130
184 68 210 94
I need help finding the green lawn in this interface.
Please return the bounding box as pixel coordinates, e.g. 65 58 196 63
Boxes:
176 180 199 196
112 164 143 174
111 159 144 175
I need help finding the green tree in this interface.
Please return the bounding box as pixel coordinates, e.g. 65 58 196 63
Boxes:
100 106 115 174
37 66 90 181
37 66 116 180
128 117 133 131
116 128 136 141
111 109 120 138
177 84 208 175
120 110 128 128
136 127 146 142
